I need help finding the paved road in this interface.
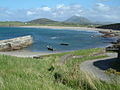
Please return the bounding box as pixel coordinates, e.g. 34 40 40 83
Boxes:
80 53 120 82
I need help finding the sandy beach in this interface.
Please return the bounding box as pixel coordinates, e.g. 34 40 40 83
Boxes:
20 25 120 32
0 49 61 58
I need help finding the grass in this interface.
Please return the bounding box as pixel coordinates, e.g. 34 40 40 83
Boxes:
105 60 120 75
0 48 120 90
0 21 25 26
0 21 99 28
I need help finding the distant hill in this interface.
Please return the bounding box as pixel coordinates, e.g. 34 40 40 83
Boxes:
96 23 120 30
27 18 58 24
0 21 24 26
64 16 92 25
27 17 95 27
26 17 114 26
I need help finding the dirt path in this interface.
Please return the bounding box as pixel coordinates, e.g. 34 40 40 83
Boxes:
80 53 120 82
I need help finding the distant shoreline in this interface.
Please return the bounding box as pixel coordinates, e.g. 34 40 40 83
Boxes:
19 25 120 32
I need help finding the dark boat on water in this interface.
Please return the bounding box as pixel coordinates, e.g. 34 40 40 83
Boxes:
60 43 69 46
47 45 56 51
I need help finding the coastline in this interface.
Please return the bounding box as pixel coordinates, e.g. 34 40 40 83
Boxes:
0 25 119 57
19 25 120 32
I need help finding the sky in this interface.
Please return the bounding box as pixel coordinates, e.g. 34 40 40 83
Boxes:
0 0 120 22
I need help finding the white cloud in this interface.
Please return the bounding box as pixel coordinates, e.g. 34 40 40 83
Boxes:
94 3 110 12
41 6 51 11
56 4 65 9
51 4 83 20
27 11 35 15
0 3 119 22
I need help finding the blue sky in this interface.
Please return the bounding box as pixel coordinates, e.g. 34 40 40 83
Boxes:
0 0 119 9
0 0 120 22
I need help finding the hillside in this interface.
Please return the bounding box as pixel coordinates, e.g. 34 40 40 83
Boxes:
96 23 120 30
0 48 118 90
27 18 58 24
26 17 95 27
64 16 92 25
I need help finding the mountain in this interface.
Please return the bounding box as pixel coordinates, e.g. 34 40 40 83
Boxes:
96 23 120 30
64 16 92 25
27 18 58 24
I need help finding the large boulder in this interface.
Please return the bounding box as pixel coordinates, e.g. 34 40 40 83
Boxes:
0 35 33 51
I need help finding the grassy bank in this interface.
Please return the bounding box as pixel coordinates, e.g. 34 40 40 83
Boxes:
0 48 120 90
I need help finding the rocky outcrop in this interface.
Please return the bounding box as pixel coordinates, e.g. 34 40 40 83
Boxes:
0 35 33 51
101 34 115 38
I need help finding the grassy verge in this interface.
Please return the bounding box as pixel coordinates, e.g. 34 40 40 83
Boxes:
0 48 120 90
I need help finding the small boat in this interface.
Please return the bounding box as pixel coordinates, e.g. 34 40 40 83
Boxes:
47 45 56 51
60 43 69 46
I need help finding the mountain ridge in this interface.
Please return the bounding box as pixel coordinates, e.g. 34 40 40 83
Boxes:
64 16 92 25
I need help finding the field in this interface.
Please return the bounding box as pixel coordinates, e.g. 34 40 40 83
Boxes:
0 21 99 28
0 48 120 90
0 21 25 26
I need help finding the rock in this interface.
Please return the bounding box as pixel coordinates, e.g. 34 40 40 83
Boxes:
33 56 43 59
101 34 114 38
99 31 113 34
72 55 84 58
0 35 33 51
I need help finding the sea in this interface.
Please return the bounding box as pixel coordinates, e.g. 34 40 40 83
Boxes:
0 27 117 52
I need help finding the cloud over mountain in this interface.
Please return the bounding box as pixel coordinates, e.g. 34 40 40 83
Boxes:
0 3 119 22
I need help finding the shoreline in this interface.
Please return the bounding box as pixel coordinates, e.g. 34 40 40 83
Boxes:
19 25 120 32
0 49 61 58
0 25 118 58
0 47 107 58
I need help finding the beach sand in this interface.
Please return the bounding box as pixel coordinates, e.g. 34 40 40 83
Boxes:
0 50 60 58
20 25 120 32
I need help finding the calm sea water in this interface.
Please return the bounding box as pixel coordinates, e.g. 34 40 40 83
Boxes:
0 27 116 52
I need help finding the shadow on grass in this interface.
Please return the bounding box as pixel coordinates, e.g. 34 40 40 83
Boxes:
93 58 120 72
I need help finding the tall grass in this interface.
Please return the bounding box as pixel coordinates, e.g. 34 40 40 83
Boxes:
0 48 120 90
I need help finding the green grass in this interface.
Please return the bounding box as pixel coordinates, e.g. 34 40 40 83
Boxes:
22 23 98 28
0 21 25 26
0 48 120 90
0 21 99 28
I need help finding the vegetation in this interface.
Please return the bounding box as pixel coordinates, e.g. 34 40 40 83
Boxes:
105 60 120 75
0 16 116 28
25 22 97 27
0 21 25 26
105 68 120 75
96 23 120 30
26 17 99 27
0 16 102 28
0 48 120 90
0 20 99 28
27 18 58 25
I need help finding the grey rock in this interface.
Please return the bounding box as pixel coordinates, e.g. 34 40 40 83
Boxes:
0 35 33 51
